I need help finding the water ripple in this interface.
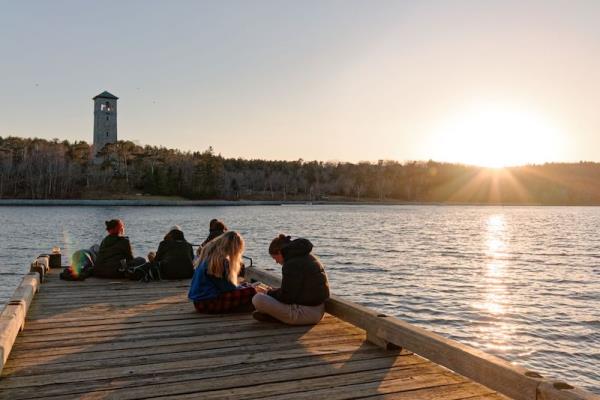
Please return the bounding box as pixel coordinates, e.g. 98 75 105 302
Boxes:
0 205 598 393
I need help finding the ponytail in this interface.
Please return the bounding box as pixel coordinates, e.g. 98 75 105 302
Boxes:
269 234 292 255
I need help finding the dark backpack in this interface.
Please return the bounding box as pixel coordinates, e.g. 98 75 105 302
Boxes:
126 262 162 282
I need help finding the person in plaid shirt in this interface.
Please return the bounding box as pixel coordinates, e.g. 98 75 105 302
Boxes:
188 231 256 313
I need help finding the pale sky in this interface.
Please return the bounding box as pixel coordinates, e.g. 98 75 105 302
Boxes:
1 0 599 166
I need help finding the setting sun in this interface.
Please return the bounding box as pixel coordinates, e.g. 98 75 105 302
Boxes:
427 104 565 168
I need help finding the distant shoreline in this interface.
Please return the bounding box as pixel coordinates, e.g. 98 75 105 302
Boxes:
0 199 287 206
0 199 598 207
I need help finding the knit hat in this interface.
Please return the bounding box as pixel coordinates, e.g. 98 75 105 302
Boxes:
167 225 182 235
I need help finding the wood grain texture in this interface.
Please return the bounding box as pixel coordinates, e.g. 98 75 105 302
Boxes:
1 267 593 400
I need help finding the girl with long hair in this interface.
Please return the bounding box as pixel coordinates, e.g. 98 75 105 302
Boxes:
188 231 255 313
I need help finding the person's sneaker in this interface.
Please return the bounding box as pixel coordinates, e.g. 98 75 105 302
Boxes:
252 311 279 322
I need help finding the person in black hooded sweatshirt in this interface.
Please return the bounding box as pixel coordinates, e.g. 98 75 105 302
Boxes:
151 225 194 279
252 234 330 325
95 219 146 278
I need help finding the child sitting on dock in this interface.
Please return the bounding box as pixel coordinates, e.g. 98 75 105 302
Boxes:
252 234 330 325
148 225 194 279
188 231 256 313
94 219 146 278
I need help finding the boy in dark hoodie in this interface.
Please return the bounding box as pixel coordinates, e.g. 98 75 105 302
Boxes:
153 225 194 279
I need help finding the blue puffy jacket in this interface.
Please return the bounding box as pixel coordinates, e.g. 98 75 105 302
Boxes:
188 259 237 301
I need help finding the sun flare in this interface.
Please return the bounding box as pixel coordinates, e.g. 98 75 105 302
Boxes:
427 104 565 168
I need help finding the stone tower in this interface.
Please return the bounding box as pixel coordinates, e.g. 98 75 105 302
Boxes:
93 91 118 156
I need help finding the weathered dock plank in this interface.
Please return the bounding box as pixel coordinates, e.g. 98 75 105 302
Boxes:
0 268 596 400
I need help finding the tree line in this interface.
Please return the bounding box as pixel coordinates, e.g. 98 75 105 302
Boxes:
1 136 600 205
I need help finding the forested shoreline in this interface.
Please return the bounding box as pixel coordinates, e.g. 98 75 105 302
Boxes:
1 136 600 205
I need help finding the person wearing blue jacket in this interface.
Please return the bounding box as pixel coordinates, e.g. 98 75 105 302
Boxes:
188 231 256 313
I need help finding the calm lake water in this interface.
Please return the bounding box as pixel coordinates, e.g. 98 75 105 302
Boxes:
0 205 598 392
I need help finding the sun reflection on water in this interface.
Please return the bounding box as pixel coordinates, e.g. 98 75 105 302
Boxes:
472 214 517 352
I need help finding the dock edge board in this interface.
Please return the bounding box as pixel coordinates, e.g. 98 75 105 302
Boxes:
0 271 40 373
246 267 599 400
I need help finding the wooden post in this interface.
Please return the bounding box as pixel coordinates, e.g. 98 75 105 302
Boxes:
0 271 41 374
30 258 46 283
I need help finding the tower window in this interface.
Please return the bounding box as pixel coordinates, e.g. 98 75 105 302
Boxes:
106 116 109 121
100 101 112 112
106 132 109 137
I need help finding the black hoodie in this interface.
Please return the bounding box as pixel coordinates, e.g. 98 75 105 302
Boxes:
95 235 134 277
268 238 330 306
156 230 194 279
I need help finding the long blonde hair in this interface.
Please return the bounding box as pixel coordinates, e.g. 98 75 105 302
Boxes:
199 231 244 285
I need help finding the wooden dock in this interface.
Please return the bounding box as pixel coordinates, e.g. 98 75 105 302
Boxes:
0 267 597 400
